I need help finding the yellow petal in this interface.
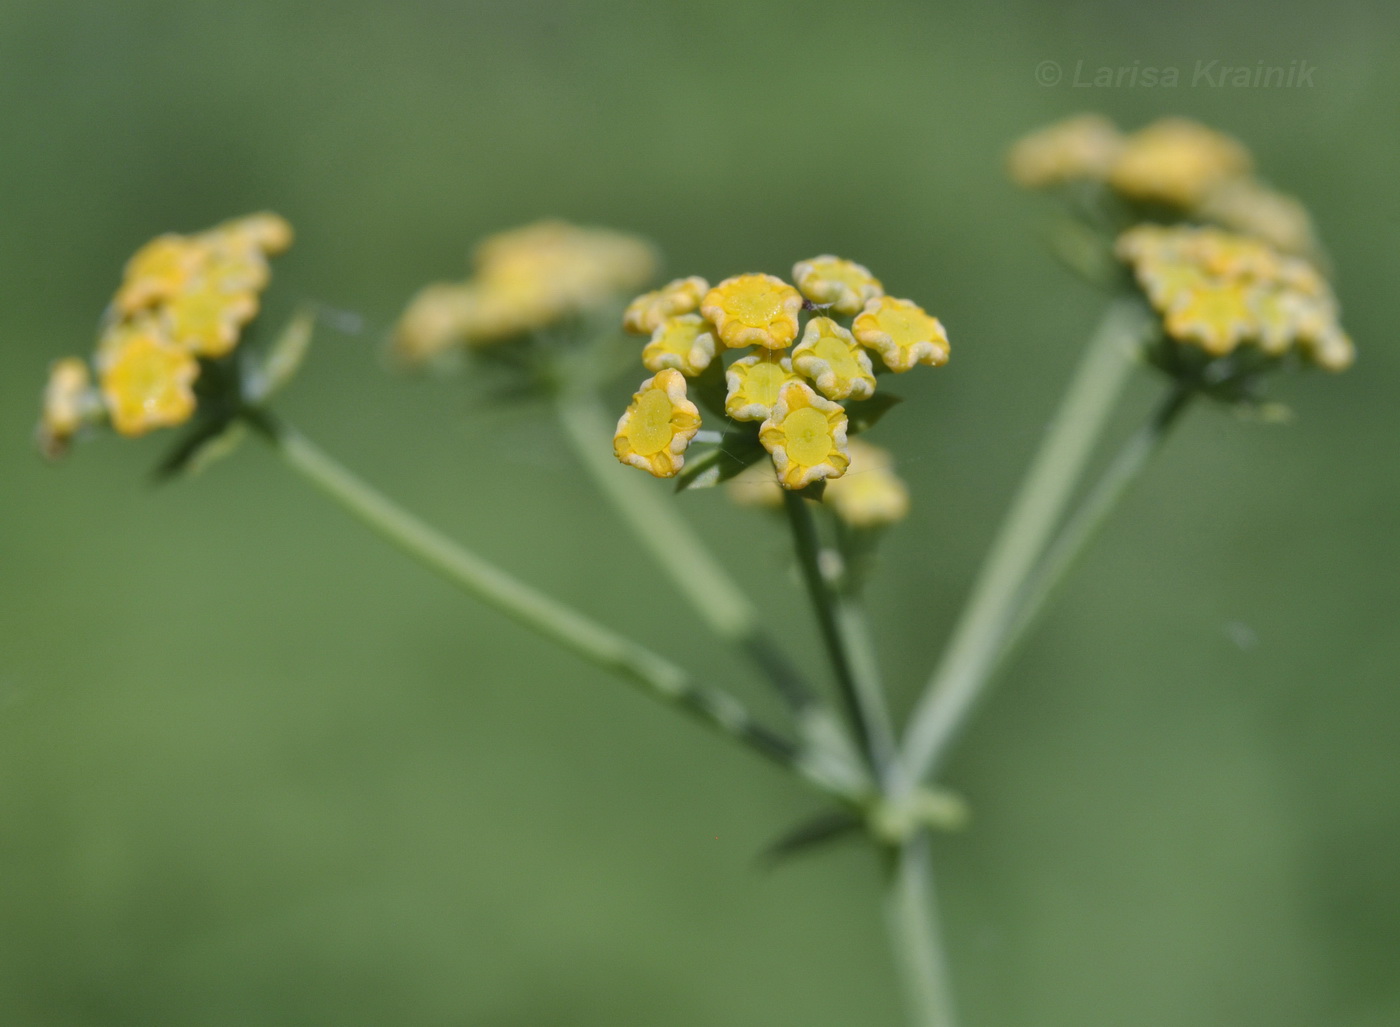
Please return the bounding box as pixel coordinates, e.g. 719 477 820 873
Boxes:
613 368 702 478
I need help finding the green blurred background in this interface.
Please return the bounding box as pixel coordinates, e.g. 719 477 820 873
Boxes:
3 2 1398 1024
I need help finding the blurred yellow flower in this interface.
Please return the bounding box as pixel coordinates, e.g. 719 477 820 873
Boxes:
701 274 804 350
759 382 849 490
1195 179 1319 258
394 221 658 363
99 324 200 437
115 235 208 316
37 357 95 457
1298 326 1356 373
210 212 294 256
624 276 709 335
474 220 657 316
725 459 785 511
725 351 801 422
613 368 702 478
791 256 883 317
792 316 876 401
853 296 950 373
1007 114 1125 188
392 283 480 362
165 284 261 359
1163 282 1256 357
642 313 717 377
823 438 910 528
1108 118 1252 209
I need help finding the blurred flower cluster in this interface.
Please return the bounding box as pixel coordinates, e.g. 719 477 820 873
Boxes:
393 220 658 363
614 259 948 492
38 213 292 456
1008 115 1319 258
728 437 911 529
1117 224 1354 376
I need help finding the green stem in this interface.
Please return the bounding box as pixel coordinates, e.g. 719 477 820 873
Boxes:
999 384 1195 661
247 412 862 798
782 489 885 775
829 522 902 788
903 378 1192 782
899 299 1148 788
553 388 816 714
885 833 959 1027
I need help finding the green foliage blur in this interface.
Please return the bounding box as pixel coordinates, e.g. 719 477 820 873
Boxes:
3 2 1397 1024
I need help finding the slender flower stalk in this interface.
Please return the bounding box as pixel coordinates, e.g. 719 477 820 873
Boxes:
886 833 960 1027
999 384 1195 662
244 411 865 802
899 299 1150 788
782 488 886 773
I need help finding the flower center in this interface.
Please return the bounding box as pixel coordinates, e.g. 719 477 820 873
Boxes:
627 388 676 456
882 308 923 343
744 361 789 407
782 407 832 467
813 334 862 379
731 285 781 324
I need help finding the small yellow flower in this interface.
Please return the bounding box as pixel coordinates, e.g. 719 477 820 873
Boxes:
791 317 876 401
1132 256 1211 311
791 256 883 317
725 459 785 511
759 382 850 490
725 351 801 422
701 273 804 350
37 357 95 457
623 276 709 335
852 296 950 373
1108 118 1252 209
391 283 479 362
99 325 200 437
1007 114 1126 188
474 220 658 318
1163 282 1256 356
1245 287 1299 357
642 314 717 376
164 284 261 358
1299 326 1356 373
208 212 295 256
823 439 910 528
614 368 702 478
1188 228 1281 281
114 234 209 315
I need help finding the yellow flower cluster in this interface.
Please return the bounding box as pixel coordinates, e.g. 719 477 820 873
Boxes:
615 258 949 488
394 220 658 362
38 213 292 450
1116 225 1354 371
1009 115 1319 257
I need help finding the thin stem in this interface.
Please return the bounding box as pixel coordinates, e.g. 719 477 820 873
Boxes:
553 388 817 714
885 833 959 1027
830 522 902 789
899 299 1149 789
782 489 883 775
1000 384 1195 660
246 412 865 799
903 380 1193 781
